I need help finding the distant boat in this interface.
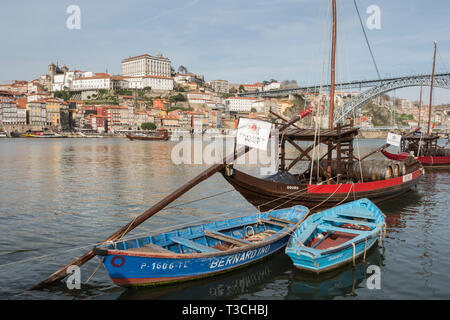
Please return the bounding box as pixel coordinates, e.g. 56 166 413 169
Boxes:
382 43 450 168
94 205 309 287
126 129 169 141
0 131 8 138
24 131 66 138
285 198 385 274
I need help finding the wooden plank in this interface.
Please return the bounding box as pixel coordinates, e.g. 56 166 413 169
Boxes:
267 216 295 225
127 243 173 254
319 224 367 235
260 219 289 228
170 236 219 253
296 223 319 244
204 230 251 247
321 217 377 228
336 208 375 220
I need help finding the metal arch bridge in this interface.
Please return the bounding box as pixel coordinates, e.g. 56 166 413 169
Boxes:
238 72 450 122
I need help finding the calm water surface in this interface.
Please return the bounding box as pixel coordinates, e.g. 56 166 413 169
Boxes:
0 137 449 300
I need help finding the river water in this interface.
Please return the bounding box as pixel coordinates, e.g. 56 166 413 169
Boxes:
0 137 449 300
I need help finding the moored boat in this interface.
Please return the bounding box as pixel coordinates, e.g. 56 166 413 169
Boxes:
94 205 309 286
221 0 423 212
126 129 169 141
382 43 450 168
285 198 385 274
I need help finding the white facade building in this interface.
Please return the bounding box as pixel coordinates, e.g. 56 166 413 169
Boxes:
225 97 263 112
71 74 128 91
52 71 94 91
121 54 171 77
263 82 281 91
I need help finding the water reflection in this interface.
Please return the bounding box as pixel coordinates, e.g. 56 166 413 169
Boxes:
118 251 291 300
287 247 383 299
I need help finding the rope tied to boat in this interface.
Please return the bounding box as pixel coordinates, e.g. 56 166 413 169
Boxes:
352 242 356 266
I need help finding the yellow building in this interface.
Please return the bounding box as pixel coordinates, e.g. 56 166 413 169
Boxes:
279 100 294 115
44 98 61 127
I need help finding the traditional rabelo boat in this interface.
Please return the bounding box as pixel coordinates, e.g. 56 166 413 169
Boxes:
221 0 423 212
94 205 308 286
285 198 385 274
382 42 450 168
126 128 169 141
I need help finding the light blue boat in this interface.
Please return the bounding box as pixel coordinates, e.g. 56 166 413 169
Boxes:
285 198 385 274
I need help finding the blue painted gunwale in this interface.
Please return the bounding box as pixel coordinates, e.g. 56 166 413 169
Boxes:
285 198 385 274
95 205 309 286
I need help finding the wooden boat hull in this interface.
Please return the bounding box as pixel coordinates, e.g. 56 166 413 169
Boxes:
221 166 423 212
126 134 169 141
285 198 385 274
94 206 308 287
382 150 450 168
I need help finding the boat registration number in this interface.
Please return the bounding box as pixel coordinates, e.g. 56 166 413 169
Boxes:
403 173 412 182
287 186 300 190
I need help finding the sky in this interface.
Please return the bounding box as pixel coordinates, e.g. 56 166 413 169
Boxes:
1 0 450 103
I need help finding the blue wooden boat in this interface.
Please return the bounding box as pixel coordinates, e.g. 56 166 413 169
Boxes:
94 205 309 286
285 198 385 274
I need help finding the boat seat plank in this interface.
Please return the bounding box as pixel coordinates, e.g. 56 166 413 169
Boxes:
170 236 219 253
260 219 289 228
267 216 295 225
319 224 368 235
127 243 173 254
204 230 252 247
336 208 375 220
296 223 319 244
322 217 377 228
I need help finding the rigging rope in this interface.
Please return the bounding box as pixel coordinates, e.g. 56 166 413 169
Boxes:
353 0 381 79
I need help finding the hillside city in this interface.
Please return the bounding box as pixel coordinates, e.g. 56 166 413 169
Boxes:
0 52 449 135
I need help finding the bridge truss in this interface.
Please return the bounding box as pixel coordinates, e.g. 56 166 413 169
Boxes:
238 72 450 123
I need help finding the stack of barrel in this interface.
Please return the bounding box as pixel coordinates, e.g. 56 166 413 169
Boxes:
318 159 406 182
433 148 450 156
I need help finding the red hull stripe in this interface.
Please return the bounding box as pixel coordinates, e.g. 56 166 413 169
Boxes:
382 150 450 165
307 169 421 194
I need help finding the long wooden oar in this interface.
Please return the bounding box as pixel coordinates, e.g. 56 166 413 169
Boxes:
30 146 249 290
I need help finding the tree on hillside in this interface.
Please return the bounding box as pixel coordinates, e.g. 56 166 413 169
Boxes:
141 122 157 130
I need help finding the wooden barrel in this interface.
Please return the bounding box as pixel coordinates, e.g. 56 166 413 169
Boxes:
352 162 377 181
371 164 392 180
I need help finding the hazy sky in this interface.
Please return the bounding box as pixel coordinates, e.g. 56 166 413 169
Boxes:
1 0 449 103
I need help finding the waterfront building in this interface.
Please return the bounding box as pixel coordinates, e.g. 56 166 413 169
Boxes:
44 98 61 127
121 54 171 78
162 115 180 127
27 100 47 127
101 105 130 129
0 99 18 125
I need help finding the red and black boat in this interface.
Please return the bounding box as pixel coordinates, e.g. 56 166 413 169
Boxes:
382 43 450 168
222 0 423 212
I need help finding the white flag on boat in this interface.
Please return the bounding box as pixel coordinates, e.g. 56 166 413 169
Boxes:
387 132 402 147
236 118 273 150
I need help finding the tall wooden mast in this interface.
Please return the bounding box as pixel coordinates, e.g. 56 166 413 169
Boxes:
328 0 337 129
418 82 423 127
427 41 437 136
